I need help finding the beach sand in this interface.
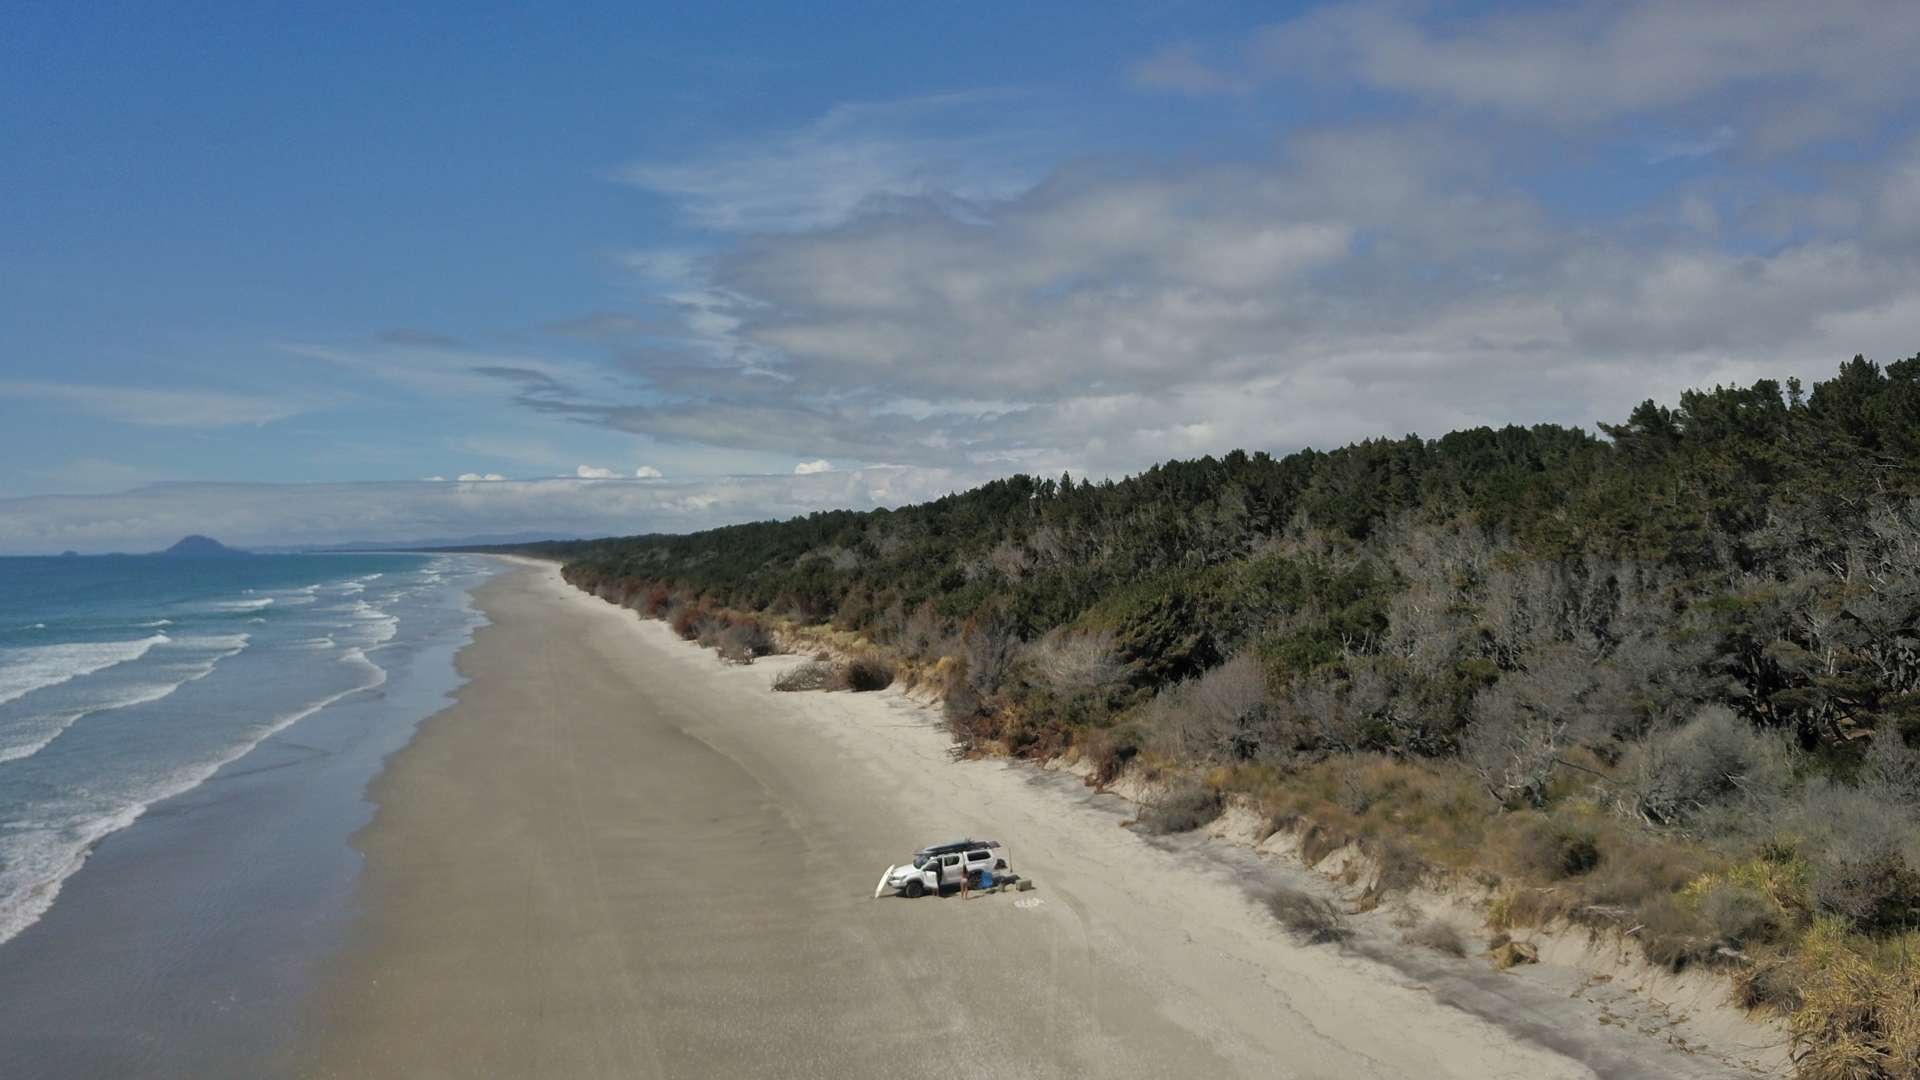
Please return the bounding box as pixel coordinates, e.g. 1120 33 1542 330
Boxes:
290 559 1761 1079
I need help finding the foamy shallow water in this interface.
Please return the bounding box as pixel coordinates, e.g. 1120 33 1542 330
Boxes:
1 556 442 944
0 551 495 1076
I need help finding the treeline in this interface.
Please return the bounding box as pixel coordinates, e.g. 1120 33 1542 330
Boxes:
543 356 1920 1075
550 355 1918 764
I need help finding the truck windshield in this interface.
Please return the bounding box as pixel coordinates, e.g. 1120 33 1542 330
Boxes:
911 854 930 869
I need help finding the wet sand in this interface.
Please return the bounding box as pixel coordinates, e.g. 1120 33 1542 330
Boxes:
291 559 1758 1079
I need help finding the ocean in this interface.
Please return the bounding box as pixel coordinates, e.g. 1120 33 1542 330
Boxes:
0 551 497 1077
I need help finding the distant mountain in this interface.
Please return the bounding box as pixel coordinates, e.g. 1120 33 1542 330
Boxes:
159 535 248 557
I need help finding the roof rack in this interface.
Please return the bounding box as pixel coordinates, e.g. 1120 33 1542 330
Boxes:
914 838 1000 855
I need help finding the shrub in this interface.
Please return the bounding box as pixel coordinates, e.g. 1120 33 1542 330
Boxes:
1404 919 1468 957
1864 724 1920 810
1798 780 1920 932
773 660 832 692
1025 629 1124 695
1508 816 1602 880
961 618 1021 697
1265 885 1351 944
1617 705 1791 829
668 604 705 641
717 618 775 663
1579 831 1716 919
1697 883 1780 948
1636 892 1713 971
942 678 989 736
693 613 727 648
1075 724 1142 785
828 656 894 692
1138 781 1222 834
1461 683 1566 810
639 583 672 617
1141 653 1280 763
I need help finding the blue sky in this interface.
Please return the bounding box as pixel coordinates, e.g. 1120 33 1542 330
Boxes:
5 1 1920 552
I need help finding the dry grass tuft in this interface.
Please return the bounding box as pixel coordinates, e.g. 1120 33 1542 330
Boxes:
772 660 833 692
1730 953 1802 1014
1138 781 1222 834
1264 885 1352 945
1505 815 1602 880
1787 920 1920 1080
1405 919 1469 957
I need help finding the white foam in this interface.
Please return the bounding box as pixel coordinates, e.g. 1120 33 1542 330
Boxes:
139 619 173 628
211 597 274 612
344 600 400 647
168 633 251 652
0 635 248 765
0 634 170 709
334 572 385 597
0 646 388 947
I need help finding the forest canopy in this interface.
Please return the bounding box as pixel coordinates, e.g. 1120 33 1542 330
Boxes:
537 354 1920 771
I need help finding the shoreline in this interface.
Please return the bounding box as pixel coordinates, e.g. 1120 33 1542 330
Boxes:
0 554 490 1080
290 557 1777 1078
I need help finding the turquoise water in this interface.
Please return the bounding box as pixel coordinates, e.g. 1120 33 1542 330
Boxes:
0 552 496 1076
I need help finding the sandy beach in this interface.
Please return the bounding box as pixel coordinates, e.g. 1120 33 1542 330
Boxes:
290 559 1768 1079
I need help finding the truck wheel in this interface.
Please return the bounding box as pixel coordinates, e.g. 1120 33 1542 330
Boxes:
904 879 925 899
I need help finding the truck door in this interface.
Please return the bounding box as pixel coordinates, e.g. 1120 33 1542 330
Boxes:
965 849 991 886
940 853 962 892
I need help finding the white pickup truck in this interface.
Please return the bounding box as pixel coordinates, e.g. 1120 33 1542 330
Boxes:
876 839 1013 898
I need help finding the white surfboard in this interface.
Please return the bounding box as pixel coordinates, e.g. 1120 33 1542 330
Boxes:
873 864 894 900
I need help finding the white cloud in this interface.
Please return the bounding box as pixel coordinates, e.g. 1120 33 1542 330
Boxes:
1231 0 1920 146
615 92 1047 233
282 339 641 409
793 459 832 475
456 473 507 483
575 464 619 479
0 381 305 428
422 475 447 482
634 466 663 478
580 121 1920 480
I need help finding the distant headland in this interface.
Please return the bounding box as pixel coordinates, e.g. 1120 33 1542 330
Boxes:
158 535 249 557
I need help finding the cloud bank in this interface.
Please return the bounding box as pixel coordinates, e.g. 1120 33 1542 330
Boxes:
0 469 962 555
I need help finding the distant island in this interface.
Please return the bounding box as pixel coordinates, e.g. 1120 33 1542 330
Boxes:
158 535 248 557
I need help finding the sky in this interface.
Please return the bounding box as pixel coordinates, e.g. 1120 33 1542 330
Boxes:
5 1 1920 553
